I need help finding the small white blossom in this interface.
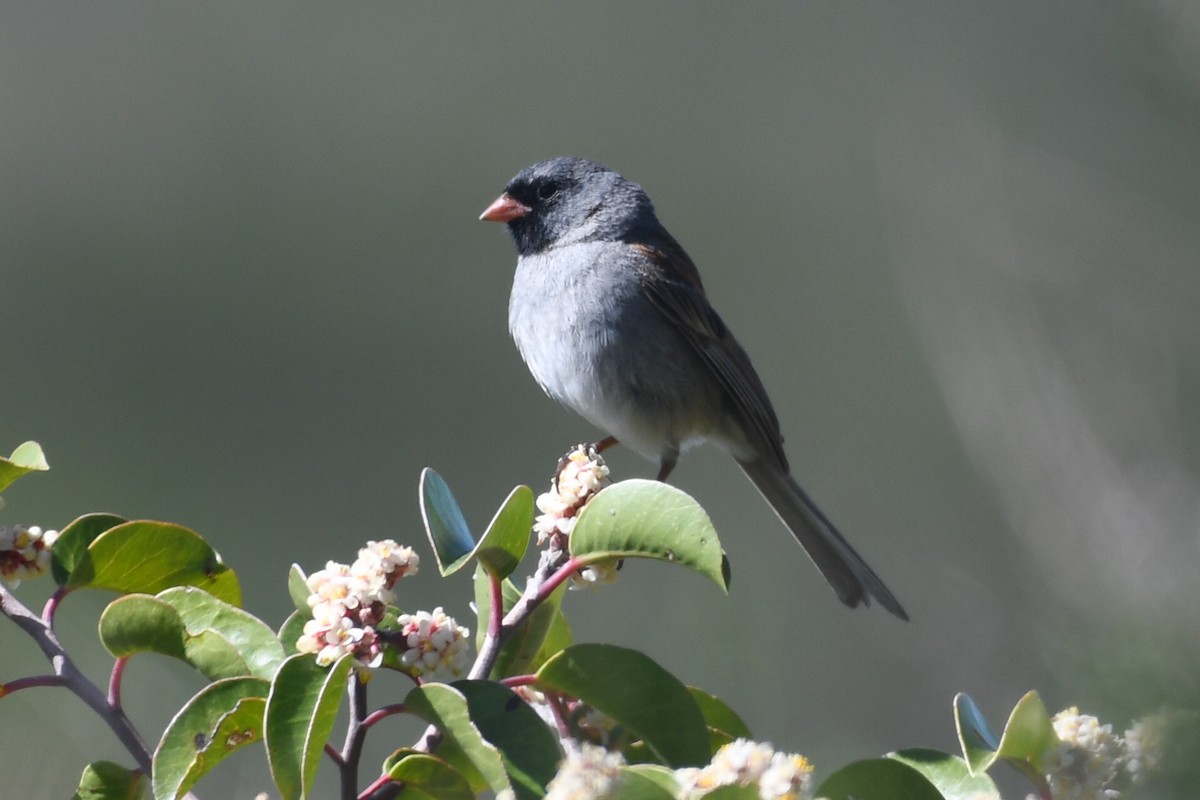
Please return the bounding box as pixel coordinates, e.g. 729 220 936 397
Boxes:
545 743 625 800
0 525 59 585
534 446 610 546
1123 707 1197 785
676 739 812 800
1044 707 1123 800
295 539 419 669
757 751 815 800
396 607 471 682
570 560 620 590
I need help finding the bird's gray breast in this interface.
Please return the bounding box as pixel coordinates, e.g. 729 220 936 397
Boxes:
508 242 722 458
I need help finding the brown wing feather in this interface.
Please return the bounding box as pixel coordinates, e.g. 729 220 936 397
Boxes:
630 239 789 471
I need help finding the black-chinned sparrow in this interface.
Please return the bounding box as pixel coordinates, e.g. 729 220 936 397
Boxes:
481 157 906 619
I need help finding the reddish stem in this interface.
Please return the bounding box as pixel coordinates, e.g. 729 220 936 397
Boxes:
488 571 504 639
1 674 64 697
501 674 537 688
108 656 129 710
537 556 585 601
41 586 68 627
325 742 345 766
358 772 396 800
361 704 407 731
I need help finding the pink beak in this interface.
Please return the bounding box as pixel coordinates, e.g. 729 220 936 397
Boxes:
479 192 532 223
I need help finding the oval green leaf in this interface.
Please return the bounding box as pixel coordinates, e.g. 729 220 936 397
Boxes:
0 441 49 493
474 485 533 579
158 587 285 678
569 480 727 591
73 760 149 800
404 683 510 795
65 521 241 605
619 765 681 799
278 610 307 657
265 653 353 800
51 513 127 585
152 676 269 800
536 643 710 768
453 680 561 799
386 752 475 800
953 692 999 774
99 594 189 661
690 687 752 749
889 749 1001 800
995 691 1058 775
818 757 947 800
288 564 310 613
420 468 477 575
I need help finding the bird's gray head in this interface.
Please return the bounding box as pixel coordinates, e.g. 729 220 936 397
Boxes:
481 157 659 256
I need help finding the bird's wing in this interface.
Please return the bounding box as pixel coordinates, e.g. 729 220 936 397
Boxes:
631 239 789 471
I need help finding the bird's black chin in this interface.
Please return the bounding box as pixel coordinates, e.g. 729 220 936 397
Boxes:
508 217 553 257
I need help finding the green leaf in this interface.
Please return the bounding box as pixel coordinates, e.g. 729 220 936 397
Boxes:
65 521 241 605
50 513 127 585
995 691 1058 776
473 567 571 679
420 471 535 579
420 468 476 575
287 564 310 613
278 610 307 657
0 441 49 493
99 588 284 680
888 749 1001 800
73 761 149 800
152 677 269 800
689 687 752 749
954 691 1057 777
700 786 760 800
569 480 728 591
536 643 710 768
404 683 511 794
454 680 561 799
619 765 681 799
386 752 475 800
265 653 353 800
474 485 534 579
99 594 189 661
818 757 947 800
160 587 286 678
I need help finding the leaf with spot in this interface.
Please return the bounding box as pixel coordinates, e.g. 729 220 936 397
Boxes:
152 676 269 800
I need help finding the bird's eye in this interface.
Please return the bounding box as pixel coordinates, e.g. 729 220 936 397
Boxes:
535 182 560 201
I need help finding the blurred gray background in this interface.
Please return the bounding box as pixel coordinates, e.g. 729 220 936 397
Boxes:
3 3 1199 797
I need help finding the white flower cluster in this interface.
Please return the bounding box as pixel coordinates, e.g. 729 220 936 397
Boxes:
676 739 814 800
1045 707 1123 800
0 525 59 585
295 540 418 668
395 606 472 683
544 743 626 800
1035 704 1200 799
534 445 610 546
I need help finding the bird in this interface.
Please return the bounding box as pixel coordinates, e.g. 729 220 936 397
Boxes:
480 156 906 619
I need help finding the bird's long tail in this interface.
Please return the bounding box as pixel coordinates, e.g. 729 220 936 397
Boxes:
737 458 907 620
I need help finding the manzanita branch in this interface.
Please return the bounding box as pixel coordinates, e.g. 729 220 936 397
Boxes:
339 672 370 798
0 584 152 773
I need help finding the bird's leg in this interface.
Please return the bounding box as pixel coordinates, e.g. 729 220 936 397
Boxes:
656 454 678 483
594 436 619 453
